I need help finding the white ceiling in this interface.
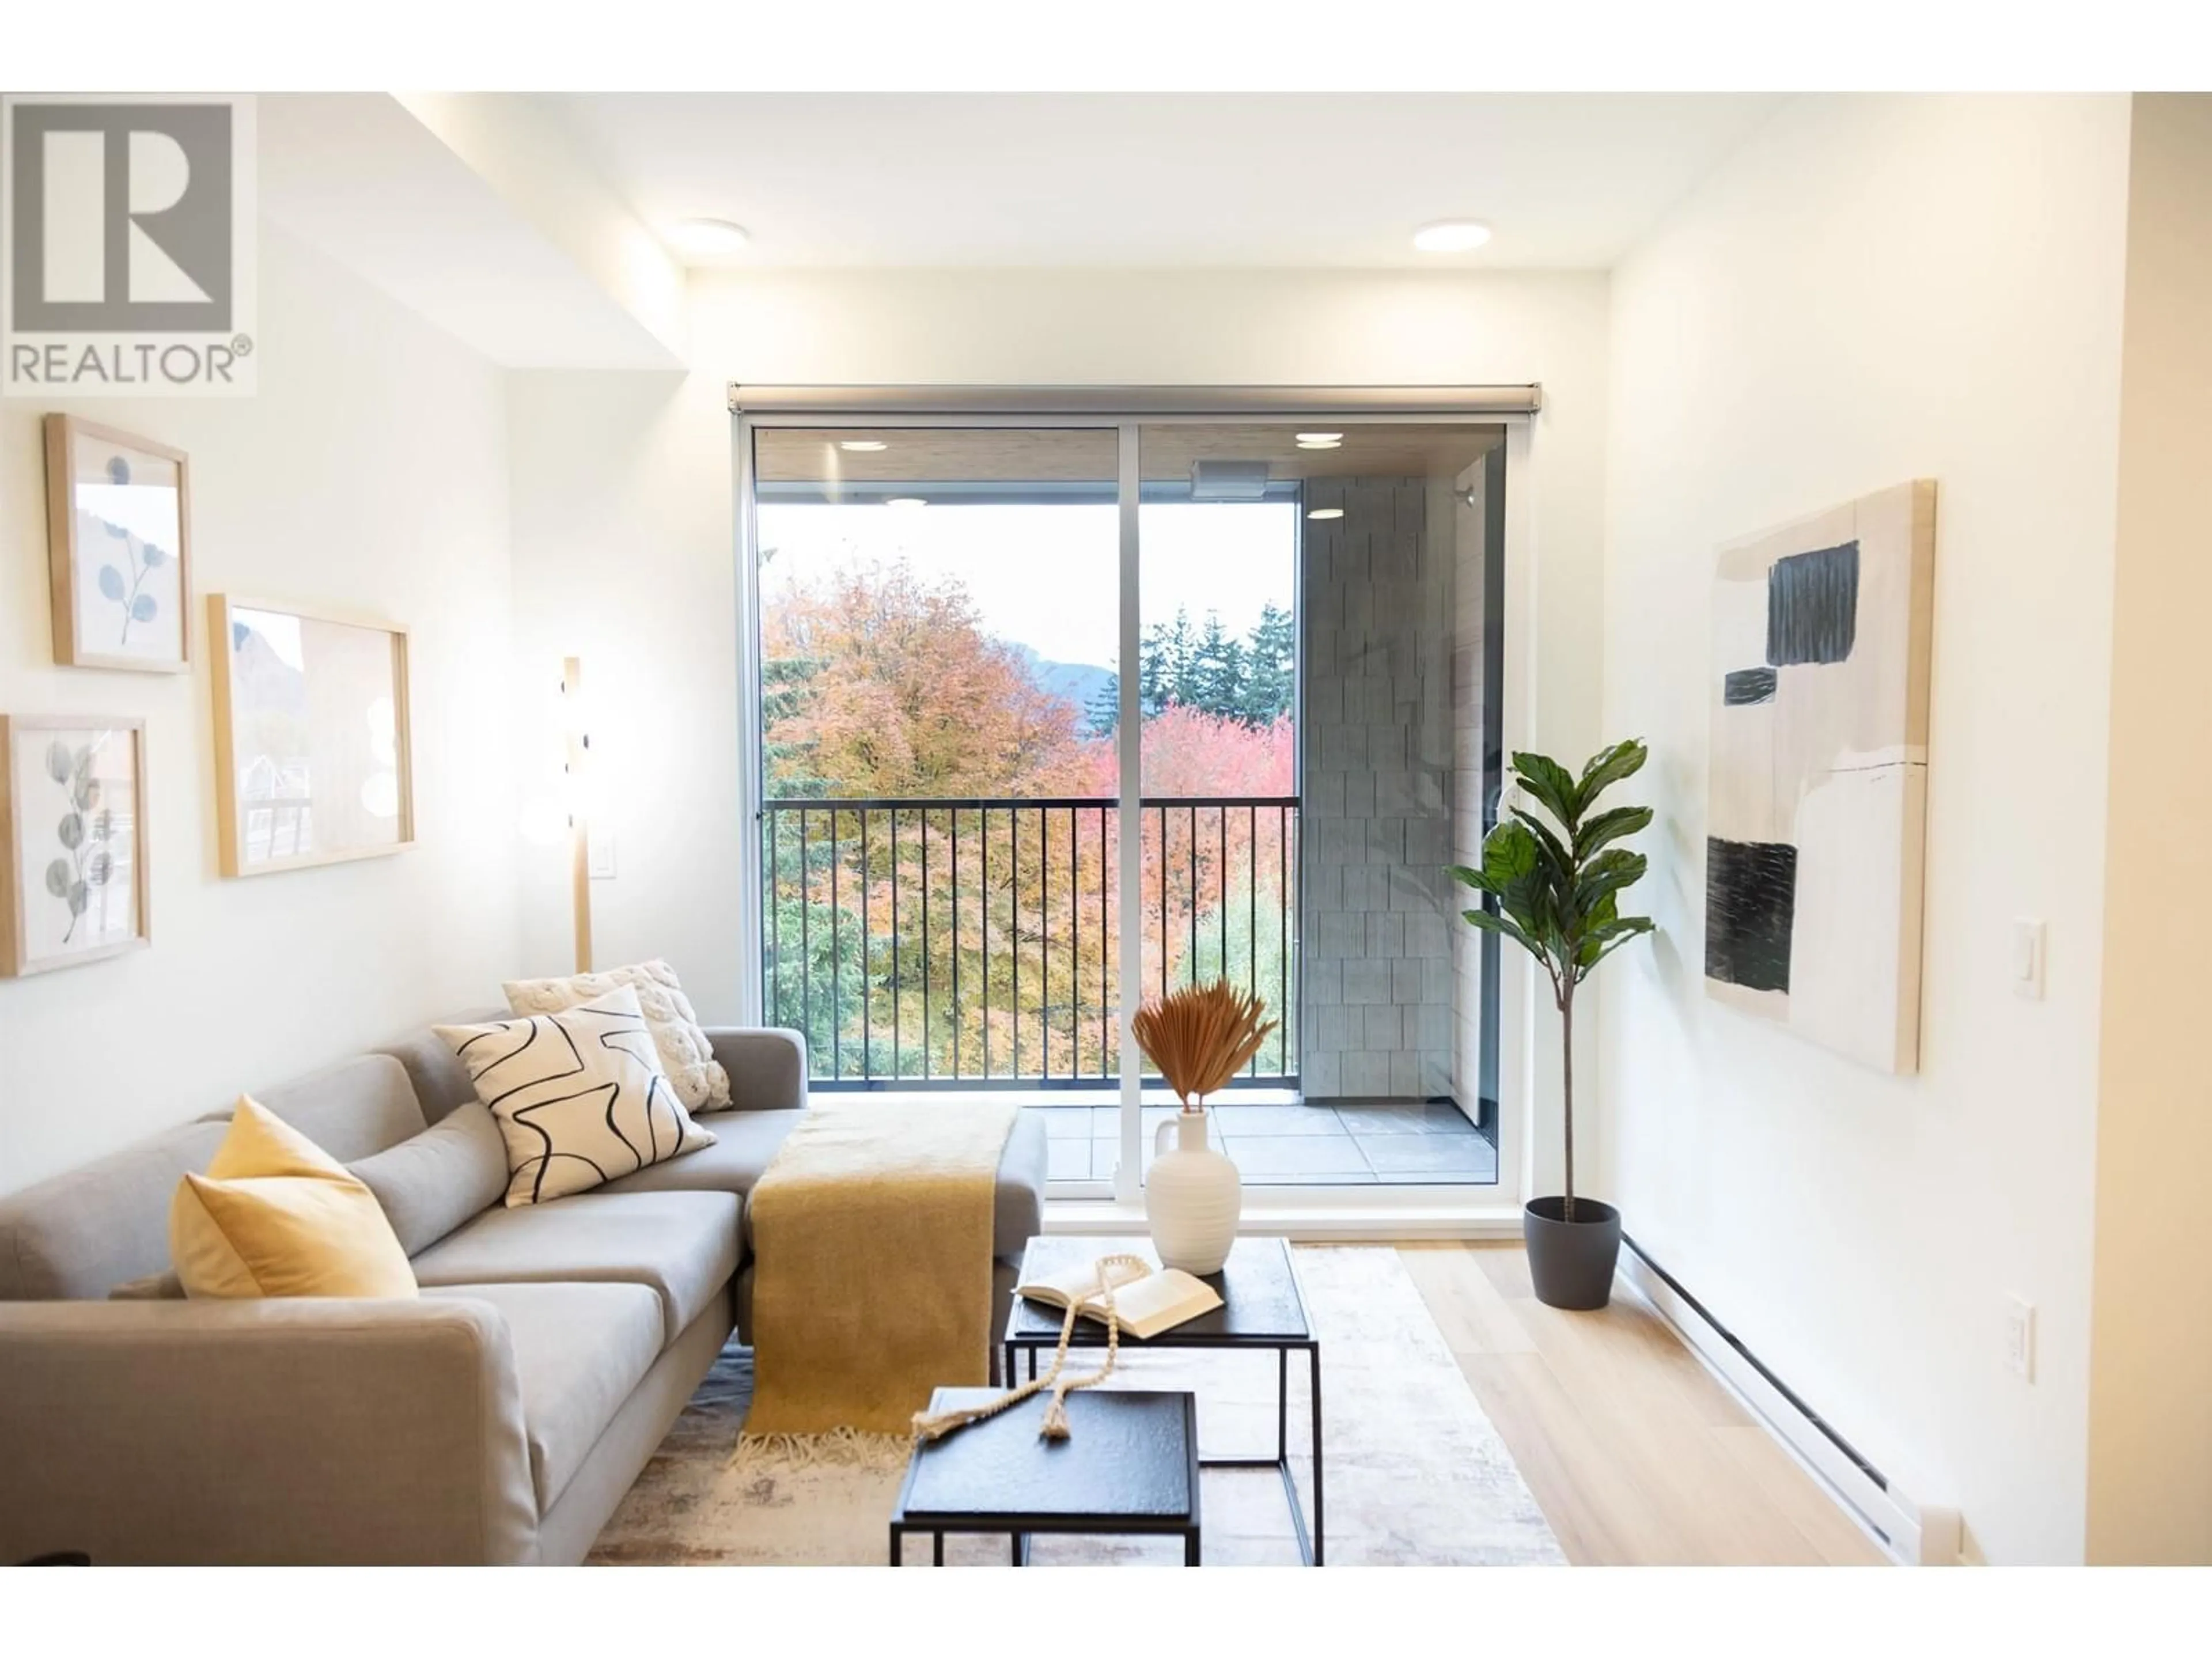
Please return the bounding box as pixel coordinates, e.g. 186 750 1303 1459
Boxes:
546 93 1783 271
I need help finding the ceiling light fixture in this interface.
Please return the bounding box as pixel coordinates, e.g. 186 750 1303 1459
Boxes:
838 440 888 452
1412 219 1492 253
666 217 751 257
884 497 927 510
1296 433 1343 445
1308 507 1345 521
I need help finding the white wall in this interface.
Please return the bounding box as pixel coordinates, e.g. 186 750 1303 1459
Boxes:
2085 93 2212 1566
1598 94 2134 1563
509 267 1612 1131
0 225 518 1194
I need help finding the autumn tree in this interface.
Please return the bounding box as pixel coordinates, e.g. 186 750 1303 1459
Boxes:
761 559 1098 800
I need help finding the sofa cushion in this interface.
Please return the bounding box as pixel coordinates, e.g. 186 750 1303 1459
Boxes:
434 990 719 1207
594 1107 798 1201
423 1282 662 1516
380 1014 507 1126
246 1055 429 1164
347 1100 509 1256
407 1191 738 1345
505 960 731 1112
170 1099 418 1301
0 1120 228 1301
993 1109 1048 1261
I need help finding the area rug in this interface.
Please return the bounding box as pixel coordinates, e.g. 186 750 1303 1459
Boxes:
588 1245 1565 1566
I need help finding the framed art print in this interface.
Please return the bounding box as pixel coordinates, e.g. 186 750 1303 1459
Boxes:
1 715 151 976
44 416 193 673
209 594 415 877
1704 480 1936 1073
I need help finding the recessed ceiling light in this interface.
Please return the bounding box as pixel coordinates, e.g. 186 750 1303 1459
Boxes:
1297 440 1342 451
838 440 888 453
1412 219 1492 253
884 497 927 510
1307 507 1345 521
666 217 750 257
1296 433 1343 445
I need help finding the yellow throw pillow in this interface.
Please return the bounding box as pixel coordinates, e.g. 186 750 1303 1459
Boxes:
169 1096 418 1300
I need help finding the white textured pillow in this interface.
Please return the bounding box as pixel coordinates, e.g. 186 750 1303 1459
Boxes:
503 959 731 1112
435 987 718 1207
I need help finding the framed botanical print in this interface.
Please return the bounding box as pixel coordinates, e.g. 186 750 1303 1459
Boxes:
44 416 193 673
209 594 415 877
1 715 151 977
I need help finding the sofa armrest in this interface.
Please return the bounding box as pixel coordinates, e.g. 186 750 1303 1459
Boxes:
0 1297 539 1565
706 1026 809 1111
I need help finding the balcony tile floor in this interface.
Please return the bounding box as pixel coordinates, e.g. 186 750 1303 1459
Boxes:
1032 1098 1498 1185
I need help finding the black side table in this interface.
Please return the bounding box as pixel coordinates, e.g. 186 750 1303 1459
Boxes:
890 1388 1201 1565
1003 1235 1324 1565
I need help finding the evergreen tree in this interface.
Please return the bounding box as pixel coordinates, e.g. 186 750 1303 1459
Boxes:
1085 672 1121 737
1140 608 1198 716
1191 612 1248 718
1241 601 1296 725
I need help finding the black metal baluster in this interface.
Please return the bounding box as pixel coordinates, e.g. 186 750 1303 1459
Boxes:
830 809 841 1080
1011 807 1020 1080
1159 805 1176 999
1219 805 1229 989
890 808 900 1080
982 807 991 1080
768 809 781 1027
1066 806 1077 1075
1099 805 1109 1080
950 808 960 1079
1038 806 1048 1079
798 809 812 1051
1249 803 1258 1075
921 809 931 1080
861 810 870 1077
1281 806 1291 1077
1188 804 1198 986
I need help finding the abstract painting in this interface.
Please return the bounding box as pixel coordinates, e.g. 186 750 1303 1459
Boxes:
1 715 150 977
1705 482 1936 1073
44 416 192 673
209 595 415 877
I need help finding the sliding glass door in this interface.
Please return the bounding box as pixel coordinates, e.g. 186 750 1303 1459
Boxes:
740 407 1505 1200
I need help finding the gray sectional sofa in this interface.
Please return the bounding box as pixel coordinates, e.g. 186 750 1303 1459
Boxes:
0 1017 1047 1565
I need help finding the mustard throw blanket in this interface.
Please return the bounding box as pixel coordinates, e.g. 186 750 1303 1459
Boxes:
742 1099 1020 1438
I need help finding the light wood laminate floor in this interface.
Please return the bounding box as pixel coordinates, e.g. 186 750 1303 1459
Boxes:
1398 1243 1888 1566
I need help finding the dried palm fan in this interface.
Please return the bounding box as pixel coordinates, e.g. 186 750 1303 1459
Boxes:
1131 981 1279 1106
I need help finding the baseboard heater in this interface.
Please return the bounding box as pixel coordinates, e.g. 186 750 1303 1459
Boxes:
1616 1237 1963 1566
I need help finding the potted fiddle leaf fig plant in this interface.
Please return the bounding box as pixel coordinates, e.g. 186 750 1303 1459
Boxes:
1450 738 1654 1310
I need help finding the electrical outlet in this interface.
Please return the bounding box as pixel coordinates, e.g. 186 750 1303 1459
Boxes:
2003 1294 2036 1381
588 832 616 881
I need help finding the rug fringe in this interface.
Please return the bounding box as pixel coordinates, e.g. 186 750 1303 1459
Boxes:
727 1428 913 1474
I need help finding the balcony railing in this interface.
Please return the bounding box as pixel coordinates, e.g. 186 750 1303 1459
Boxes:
762 796 1298 1088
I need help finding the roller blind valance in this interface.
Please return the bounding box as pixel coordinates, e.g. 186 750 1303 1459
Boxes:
728 384 1541 417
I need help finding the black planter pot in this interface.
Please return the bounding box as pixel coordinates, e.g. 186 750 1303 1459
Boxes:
1522 1196 1623 1310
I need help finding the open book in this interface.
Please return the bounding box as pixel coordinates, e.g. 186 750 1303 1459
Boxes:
1017 1256 1224 1340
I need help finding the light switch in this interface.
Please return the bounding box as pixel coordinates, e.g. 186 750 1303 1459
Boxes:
2012 919 2044 1000
588 832 616 881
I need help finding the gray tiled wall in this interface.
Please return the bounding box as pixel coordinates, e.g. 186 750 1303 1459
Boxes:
1300 476 1457 1100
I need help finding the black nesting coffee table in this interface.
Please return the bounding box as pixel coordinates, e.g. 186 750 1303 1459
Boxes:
1004 1234 1324 1565
889 1388 1200 1565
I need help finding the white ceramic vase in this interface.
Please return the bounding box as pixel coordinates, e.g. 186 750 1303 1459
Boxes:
1146 1105 1241 1274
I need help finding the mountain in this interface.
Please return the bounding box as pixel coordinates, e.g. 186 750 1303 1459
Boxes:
1005 642 1113 720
